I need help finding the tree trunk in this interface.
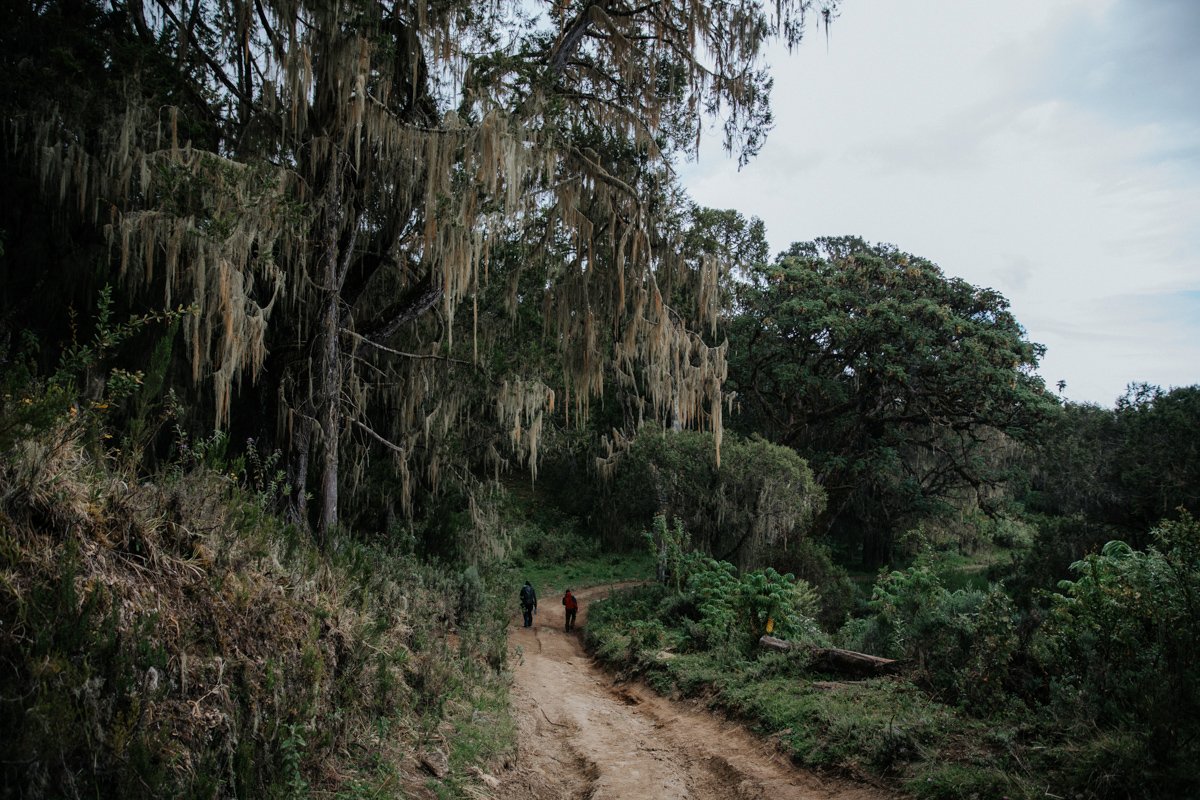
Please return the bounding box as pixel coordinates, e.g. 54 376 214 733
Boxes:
759 634 793 652
317 307 340 539
811 646 901 677
286 414 311 527
315 157 348 540
757 635 901 677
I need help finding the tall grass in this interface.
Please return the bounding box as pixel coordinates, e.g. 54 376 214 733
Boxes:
0 422 514 798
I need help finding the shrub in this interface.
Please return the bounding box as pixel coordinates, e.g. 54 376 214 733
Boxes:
843 555 1014 704
685 555 825 654
600 426 825 567
1034 515 1200 764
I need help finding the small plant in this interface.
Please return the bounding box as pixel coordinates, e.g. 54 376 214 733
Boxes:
645 513 691 592
0 286 195 454
686 556 824 653
279 724 309 798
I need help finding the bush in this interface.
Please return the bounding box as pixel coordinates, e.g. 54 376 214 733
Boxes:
1034 515 1200 773
0 422 515 799
599 426 825 567
683 554 826 654
841 555 1018 707
770 537 856 630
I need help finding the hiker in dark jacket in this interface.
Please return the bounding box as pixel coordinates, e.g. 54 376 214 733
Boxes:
520 581 537 628
562 588 578 632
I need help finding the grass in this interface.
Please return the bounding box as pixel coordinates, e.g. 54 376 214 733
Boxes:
583 583 1049 800
0 422 516 800
514 550 656 596
497 494 656 606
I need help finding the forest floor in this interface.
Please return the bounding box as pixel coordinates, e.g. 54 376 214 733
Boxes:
494 584 896 800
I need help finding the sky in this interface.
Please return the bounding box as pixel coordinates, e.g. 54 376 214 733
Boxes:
680 0 1200 407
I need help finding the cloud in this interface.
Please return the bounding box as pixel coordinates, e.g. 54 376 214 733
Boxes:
680 0 1200 406
1042 0 1200 141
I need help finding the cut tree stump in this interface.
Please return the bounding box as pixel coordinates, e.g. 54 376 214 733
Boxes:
757 635 902 677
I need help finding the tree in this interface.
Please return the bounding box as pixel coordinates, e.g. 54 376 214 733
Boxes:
1111 383 1200 530
1035 515 1200 789
4 0 839 536
1024 384 1200 539
726 236 1054 564
599 425 825 566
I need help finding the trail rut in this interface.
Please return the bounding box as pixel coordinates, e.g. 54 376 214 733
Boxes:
495 584 893 800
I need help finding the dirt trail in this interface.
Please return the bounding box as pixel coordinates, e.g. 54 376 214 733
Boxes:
495 584 893 800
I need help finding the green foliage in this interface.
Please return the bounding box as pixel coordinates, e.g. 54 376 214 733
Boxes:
685 556 824 653
1111 384 1200 528
457 565 486 623
726 236 1054 565
645 514 690 592
1022 400 1121 522
582 512 1198 798
631 518 827 654
768 537 857 630
999 512 1120 608
0 286 194 455
603 426 825 567
839 555 1018 710
0 424 516 799
584 579 1039 798
278 724 309 798
1034 515 1200 778
4 0 832 540
1024 383 1200 539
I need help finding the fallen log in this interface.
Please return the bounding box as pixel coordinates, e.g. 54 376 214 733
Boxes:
759 634 792 652
757 635 901 677
811 646 901 677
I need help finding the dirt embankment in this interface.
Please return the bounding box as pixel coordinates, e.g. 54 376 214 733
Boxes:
496 584 894 800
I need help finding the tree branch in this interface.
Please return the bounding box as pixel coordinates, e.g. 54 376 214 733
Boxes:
152 0 255 108
342 329 471 366
358 272 444 341
547 3 600 77
350 418 406 455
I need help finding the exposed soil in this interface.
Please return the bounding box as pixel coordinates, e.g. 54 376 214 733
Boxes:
495 584 895 800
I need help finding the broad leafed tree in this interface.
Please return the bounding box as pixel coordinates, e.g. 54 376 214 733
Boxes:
726 236 1054 564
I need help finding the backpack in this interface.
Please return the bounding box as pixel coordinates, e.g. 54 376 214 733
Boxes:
520 585 534 607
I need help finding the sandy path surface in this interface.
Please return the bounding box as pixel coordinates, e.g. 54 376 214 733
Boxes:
495 584 892 800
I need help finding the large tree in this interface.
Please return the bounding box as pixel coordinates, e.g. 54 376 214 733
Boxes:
597 425 824 565
726 236 1054 564
1028 384 1200 537
4 0 838 536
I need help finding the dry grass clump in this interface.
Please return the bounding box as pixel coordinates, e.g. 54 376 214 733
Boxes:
0 424 506 799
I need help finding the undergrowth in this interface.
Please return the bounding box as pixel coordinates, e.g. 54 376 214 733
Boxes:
584 523 1200 800
498 498 655 614
0 423 514 799
585 583 1040 798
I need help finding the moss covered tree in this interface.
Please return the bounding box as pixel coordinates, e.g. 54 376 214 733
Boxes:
4 0 838 535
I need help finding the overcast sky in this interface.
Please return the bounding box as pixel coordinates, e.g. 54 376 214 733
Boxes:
681 0 1200 407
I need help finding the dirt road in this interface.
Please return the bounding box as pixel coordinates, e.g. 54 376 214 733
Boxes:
495 584 892 800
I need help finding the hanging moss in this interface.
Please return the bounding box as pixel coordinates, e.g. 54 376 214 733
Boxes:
19 0 835 529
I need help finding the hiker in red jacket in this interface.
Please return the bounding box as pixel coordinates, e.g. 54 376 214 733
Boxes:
562 588 578 632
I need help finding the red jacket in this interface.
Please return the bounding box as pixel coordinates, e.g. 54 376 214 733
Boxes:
562 591 578 610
